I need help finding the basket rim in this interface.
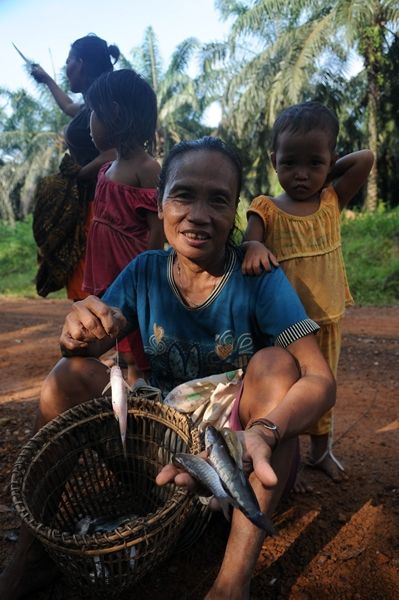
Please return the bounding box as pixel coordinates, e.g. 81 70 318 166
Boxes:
11 395 200 551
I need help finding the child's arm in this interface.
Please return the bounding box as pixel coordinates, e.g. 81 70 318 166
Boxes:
146 212 165 250
330 150 374 210
78 149 117 181
242 214 279 275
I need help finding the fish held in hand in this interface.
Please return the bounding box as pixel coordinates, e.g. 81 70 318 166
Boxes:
102 365 132 457
205 425 276 535
220 427 244 469
173 453 231 521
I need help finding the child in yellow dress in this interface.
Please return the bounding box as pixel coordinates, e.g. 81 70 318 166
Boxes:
242 101 374 491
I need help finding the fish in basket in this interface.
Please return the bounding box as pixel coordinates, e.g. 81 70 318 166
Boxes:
11 395 209 598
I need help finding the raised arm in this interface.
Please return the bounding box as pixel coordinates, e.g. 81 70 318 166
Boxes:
31 65 81 117
331 149 374 210
60 295 131 358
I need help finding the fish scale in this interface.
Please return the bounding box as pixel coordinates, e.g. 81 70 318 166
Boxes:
173 453 232 521
102 364 132 457
205 425 276 535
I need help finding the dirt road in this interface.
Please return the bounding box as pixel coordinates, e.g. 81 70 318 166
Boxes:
0 299 398 599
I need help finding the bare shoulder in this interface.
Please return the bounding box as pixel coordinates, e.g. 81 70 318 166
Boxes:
137 155 161 188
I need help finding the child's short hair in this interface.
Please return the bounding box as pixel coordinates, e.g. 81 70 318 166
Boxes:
86 69 157 156
271 101 339 152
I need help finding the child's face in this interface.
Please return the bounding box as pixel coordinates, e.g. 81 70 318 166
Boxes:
271 129 336 202
89 110 112 152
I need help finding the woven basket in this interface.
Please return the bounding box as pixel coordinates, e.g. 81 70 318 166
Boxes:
11 393 210 597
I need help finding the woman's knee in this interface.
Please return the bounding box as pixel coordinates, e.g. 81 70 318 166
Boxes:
40 357 106 423
245 347 300 385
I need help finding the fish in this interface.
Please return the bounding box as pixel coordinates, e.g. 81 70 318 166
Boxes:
102 365 132 457
220 427 244 470
76 513 139 535
204 425 276 534
173 453 232 521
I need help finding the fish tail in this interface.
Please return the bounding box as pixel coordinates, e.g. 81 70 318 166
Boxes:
249 511 276 535
218 497 232 522
102 381 111 395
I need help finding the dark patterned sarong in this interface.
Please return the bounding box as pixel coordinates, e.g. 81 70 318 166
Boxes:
32 154 89 297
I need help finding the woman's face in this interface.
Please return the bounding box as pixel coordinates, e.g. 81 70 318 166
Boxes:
159 149 239 265
66 49 84 93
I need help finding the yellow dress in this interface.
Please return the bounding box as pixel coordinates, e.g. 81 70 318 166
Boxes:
248 186 353 435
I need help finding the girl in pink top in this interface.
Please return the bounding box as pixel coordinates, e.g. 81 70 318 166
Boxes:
83 69 164 382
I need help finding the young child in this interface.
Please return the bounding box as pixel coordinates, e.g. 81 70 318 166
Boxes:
242 101 374 490
83 69 164 383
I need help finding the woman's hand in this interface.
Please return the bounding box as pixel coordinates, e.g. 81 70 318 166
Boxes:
60 295 127 355
156 428 278 498
238 428 278 487
30 64 51 85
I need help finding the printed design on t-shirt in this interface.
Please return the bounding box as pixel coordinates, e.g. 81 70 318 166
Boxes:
148 322 167 352
213 330 253 362
144 327 255 391
153 323 164 344
168 343 200 382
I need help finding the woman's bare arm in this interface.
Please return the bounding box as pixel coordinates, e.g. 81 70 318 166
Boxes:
31 65 81 117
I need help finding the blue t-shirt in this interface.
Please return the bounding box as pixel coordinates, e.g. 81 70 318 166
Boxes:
103 247 318 394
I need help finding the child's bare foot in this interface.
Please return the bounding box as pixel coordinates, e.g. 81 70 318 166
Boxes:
307 433 348 483
307 449 348 482
292 465 314 493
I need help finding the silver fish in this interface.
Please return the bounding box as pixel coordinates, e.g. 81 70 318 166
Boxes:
102 365 132 457
173 453 231 521
76 513 138 535
205 425 275 534
220 427 244 469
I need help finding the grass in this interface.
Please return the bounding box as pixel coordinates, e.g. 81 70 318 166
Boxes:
0 216 65 298
0 207 398 305
341 207 399 305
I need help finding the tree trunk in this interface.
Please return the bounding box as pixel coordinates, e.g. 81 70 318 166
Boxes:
365 88 379 212
360 19 385 212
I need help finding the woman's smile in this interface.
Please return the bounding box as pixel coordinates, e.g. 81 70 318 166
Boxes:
159 149 239 265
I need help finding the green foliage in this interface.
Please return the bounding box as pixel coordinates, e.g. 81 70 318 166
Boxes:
0 86 66 221
341 207 399 305
2 210 398 306
129 27 210 157
0 217 64 298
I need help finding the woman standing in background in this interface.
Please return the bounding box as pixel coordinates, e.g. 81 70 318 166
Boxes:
32 34 119 299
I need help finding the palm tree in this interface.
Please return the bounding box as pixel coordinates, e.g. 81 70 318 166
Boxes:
0 87 66 221
215 0 399 210
130 27 210 156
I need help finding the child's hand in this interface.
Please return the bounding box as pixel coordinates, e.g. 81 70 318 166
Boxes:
242 241 279 275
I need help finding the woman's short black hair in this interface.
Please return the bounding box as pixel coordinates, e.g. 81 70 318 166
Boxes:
271 101 339 152
86 69 157 156
158 136 242 202
71 34 120 84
